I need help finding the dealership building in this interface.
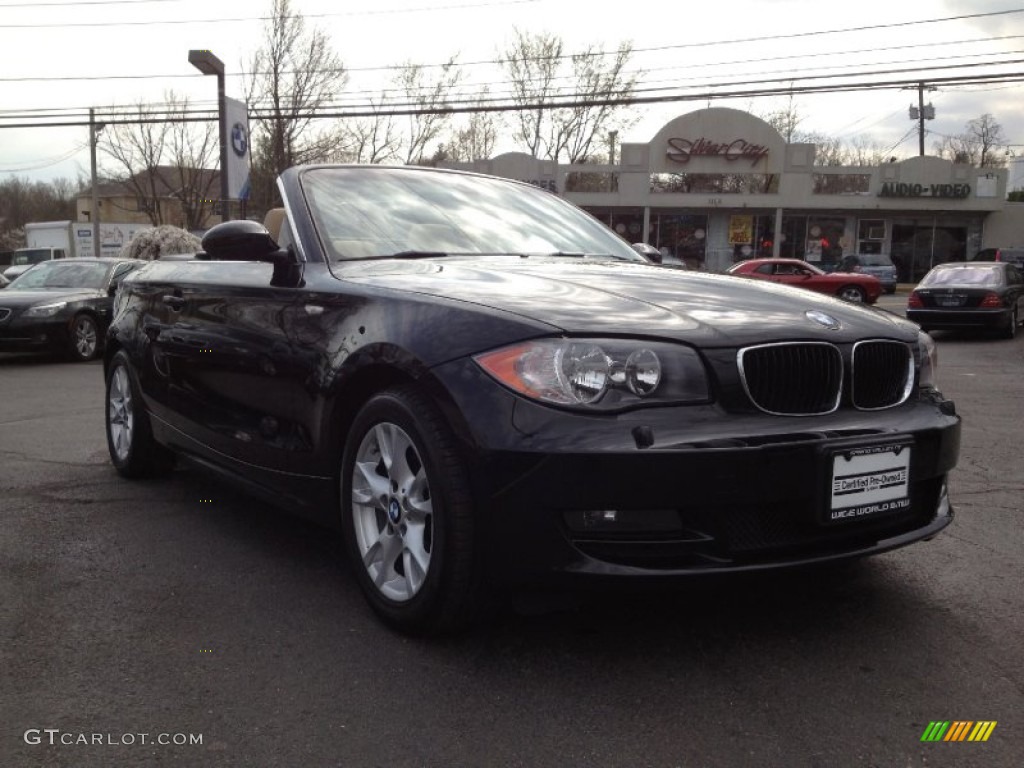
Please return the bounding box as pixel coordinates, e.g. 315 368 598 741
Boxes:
442 107 1023 281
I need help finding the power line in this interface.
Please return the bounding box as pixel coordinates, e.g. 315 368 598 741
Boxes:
0 0 540 27
4 70 1024 130
4 32 1021 86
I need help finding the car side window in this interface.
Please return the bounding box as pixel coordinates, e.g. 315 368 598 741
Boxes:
111 262 138 282
1007 265 1022 284
754 264 773 275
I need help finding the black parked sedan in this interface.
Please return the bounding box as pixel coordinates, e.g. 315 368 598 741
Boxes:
0 258 143 361
907 261 1024 338
104 165 961 634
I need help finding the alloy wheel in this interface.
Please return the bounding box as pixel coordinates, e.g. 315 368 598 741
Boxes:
350 422 434 602
73 315 98 359
107 364 134 462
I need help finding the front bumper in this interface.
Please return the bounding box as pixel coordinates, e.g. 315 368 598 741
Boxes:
432 362 961 586
0 316 70 352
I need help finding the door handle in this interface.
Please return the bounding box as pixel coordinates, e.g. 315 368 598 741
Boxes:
162 294 186 310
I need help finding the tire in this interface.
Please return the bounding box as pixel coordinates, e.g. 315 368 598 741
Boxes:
105 350 175 478
340 385 484 635
1003 306 1019 340
837 285 867 303
69 313 100 361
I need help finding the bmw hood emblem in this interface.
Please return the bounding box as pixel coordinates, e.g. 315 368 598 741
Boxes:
805 310 841 330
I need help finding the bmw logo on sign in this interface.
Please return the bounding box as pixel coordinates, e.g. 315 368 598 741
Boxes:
805 310 841 330
231 122 248 157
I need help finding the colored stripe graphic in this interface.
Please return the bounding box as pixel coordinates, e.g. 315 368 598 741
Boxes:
921 722 949 741
945 721 972 741
968 722 997 742
921 721 996 742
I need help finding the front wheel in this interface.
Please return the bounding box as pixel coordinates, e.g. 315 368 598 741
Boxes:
837 285 867 303
69 314 100 361
341 386 484 634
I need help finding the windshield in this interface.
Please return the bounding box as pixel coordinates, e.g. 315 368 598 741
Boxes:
9 260 110 290
920 265 1002 287
12 248 53 266
299 167 643 264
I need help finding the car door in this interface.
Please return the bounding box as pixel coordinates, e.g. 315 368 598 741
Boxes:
149 260 327 477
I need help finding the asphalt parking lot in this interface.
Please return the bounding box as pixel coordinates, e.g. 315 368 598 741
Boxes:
1 327 1022 767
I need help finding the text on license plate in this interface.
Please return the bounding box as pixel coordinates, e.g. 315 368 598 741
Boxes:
830 444 911 522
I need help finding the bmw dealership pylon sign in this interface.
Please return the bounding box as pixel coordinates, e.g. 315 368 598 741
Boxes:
225 96 250 201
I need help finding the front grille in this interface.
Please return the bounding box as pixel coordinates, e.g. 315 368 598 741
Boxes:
852 340 913 409
738 342 843 415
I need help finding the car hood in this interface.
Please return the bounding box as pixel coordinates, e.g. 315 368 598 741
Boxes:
340 257 917 345
0 288 102 307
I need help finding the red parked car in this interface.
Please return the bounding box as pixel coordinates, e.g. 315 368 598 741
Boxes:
727 258 883 304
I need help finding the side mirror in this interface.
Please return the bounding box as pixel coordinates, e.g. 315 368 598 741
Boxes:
201 220 283 262
632 243 663 264
200 219 303 288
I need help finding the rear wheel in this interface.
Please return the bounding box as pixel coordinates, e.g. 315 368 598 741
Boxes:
341 385 484 634
838 285 867 303
1003 306 1019 339
105 350 174 477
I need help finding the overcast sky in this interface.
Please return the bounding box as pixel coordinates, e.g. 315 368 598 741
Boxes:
2 0 1024 186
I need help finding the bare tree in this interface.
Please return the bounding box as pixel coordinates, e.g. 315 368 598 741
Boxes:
444 89 502 162
502 31 640 162
165 99 220 229
392 58 464 165
100 100 170 225
845 135 895 166
245 0 349 207
501 29 563 157
328 93 402 164
99 92 217 228
548 42 639 163
932 113 1008 168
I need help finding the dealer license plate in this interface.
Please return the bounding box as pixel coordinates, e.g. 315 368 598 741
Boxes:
828 443 911 523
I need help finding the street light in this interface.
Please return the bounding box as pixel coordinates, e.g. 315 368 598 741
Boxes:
188 49 231 221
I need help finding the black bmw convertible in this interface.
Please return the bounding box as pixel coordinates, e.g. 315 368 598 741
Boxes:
103 165 961 634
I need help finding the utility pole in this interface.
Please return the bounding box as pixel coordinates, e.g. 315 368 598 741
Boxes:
908 82 935 157
918 82 925 156
89 109 103 258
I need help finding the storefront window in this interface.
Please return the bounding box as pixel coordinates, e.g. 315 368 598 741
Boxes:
857 219 886 255
651 173 779 194
730 215 776 261
587 208 645 244
565 172 618 193
780 216 808 259
650 214 708 268
891 221 967 282
803 217 845 268
813 174 871 195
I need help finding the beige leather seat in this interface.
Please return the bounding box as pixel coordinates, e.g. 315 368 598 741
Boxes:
264 208 286 243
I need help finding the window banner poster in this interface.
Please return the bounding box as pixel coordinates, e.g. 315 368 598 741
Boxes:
728 215 753 245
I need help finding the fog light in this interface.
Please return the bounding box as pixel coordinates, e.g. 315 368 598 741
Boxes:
583 510 618 527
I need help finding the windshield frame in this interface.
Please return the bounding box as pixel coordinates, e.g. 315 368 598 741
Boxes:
296 165 644 266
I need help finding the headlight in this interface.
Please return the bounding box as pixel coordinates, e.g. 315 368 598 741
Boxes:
917 330 938 389
24 301 68 317
474 338 710 410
